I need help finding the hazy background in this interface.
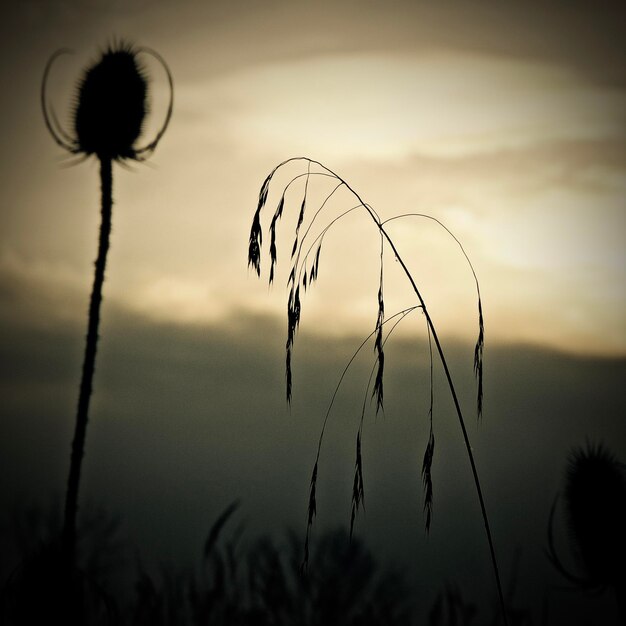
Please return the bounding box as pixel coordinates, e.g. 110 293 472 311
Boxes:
1 0 625 622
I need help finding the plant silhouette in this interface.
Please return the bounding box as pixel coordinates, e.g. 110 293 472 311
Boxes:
248 157 508 624
2 501 418 625
4 499 547 625
1 502 123 625
130 502 416 625
41 41 173 572
546 442 626 621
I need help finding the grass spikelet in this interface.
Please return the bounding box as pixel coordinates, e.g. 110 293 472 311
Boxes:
302 461 318 572
294 165 310 241
290 166 309 263
248 171 274 275
297 193 307 231
248 208 263 276
311 244 322 282
474 297 484 418
268 194 285 284
285 344 293 405
292 196 306 256
308 462 318 527
372 259 385 414
258 171 272 213
422 430 435 533
422 321 436 532
350 432 366 540
285 285 301 403
372 341 384 414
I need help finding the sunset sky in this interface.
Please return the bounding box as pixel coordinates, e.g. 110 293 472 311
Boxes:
1 0 624 355
1 2 625 621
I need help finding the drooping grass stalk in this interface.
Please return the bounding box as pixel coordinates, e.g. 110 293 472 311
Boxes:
350 307 418 539
41 41 173 566
378 218 505 622
248 157 508 624
296 306 420 565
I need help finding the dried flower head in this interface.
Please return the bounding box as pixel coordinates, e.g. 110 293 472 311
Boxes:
40 40 173 569
548 442 626 591
74 43 147 159
565 443 626 587
42 41 173 161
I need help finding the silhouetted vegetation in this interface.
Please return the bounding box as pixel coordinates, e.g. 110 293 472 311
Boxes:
3 501 544 626
12 35 620 626
41 41 173 570
247 157 507 622
546 442 626 622
1 502 415 625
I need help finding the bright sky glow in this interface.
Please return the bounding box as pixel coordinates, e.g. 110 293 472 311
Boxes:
205 51 625 159
1 1 624 356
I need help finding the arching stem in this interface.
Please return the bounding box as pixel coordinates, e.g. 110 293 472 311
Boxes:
252 157 508 624
319 159 507 625
377 223 508 626
62 156 113 566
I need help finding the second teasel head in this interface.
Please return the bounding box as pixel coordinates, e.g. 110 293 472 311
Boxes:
564 443 626 588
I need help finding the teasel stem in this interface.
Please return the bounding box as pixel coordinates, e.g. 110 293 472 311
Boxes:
62 156 113 565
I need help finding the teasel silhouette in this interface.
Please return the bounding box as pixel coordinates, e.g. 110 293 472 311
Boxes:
248 158 508 625
41 41 173 568
547 442 626 619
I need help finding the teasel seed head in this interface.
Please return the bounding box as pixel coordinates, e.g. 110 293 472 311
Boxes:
74 43 147 160
564 442 626 588
42 40 173 162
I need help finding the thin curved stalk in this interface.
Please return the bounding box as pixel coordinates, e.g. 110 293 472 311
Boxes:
378 223 507 624
302 307 420 567
250 156 508 625
62 156 113 565
331 163 506 624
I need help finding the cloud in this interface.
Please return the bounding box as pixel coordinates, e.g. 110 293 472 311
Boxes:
362 137 626 199
150 0 626 91
2 0 624 401
183 49 624 161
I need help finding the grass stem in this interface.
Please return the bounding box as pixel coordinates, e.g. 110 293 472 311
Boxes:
380 224 508 625
249 156 509 625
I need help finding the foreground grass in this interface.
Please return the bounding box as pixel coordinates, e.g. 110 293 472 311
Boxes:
1 501 538 626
